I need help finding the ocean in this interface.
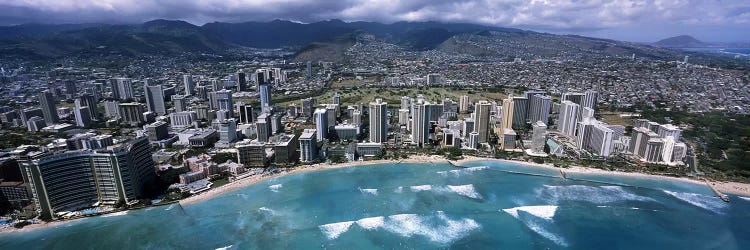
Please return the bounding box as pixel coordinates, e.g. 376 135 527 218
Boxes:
1 161 748 249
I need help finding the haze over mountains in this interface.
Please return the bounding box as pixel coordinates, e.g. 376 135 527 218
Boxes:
0 19 738 62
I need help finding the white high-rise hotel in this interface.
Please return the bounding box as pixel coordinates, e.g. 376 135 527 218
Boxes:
369 99 388 143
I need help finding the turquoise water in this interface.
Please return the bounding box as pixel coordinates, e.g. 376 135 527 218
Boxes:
1 160 749 249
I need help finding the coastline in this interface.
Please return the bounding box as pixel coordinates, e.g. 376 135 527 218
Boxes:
4 155 750 234
454 156 750 197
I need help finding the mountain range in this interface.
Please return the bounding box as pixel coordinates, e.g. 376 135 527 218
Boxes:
0 19 732 62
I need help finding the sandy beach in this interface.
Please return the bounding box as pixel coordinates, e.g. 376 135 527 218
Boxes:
5 154 750 233
454 155 750 197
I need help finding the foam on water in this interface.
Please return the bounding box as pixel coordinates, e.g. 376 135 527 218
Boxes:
355 216 385 230
319 221 355 239
502 205 558 220
215 245 233 250
440 166 488 176
663 190 728 213
410 185 432 191
268 184 283 192
383 212 480 244
164 204 175 211
359 188 378 195
258 207 275 214
738 196 750 201
319 212 480 244
539 185 653 204
446 184 483 199
394 186 403 193
524 219 568 246
102 211 127 217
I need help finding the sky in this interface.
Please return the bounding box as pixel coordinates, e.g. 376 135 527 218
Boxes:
1 0 748 43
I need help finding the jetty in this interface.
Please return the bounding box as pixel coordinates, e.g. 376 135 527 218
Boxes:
705 179 730 202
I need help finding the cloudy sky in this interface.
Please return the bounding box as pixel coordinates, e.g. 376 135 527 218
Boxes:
1 0 748 42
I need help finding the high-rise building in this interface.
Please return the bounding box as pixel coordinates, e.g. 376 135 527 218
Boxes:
170 111 197 129
236 140 267 167
216 119 237 143
213 89 234 117
629 127 657 159
77 94 98 120
476 100 493 143
104 101 120 119
401 96 410 110
24 137 156 219
237 72 248 92
558 101 580 137
325 104 338 126
271 113 283 134
352 109 362 126
27 116 46 132
145 84 166 115
256 113 272 143
38 90 59 124
412 100 430 147
528 94 551 125
64 80 77 98
459 95 470 114
299 129 318 163
258 72 272 113
645 138 665 163
530 121 547 153
306 61 312 78
183 74 195 96
426 103 444 122
511 96 528 130
314 108 328 141
115 78 134 100
586 122 614 157
145 121 169 141
499 99 513 131
118 103 145 126
301 98 314 117
73 100 92 127
239 104 254 124
398 109 409 126
561 92 585 106
657 124 682 142
172 95 188 113
332 93 341 105
582 90 599 111
369 99 388 143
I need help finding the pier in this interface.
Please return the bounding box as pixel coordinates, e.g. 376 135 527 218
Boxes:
705 179 730 202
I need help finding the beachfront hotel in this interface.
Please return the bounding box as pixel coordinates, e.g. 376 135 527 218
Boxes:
23 137 157 219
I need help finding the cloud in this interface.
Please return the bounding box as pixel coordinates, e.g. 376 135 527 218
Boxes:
0 0 748 38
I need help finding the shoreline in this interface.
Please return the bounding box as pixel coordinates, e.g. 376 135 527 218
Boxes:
454 156 750 197
4 155 750 234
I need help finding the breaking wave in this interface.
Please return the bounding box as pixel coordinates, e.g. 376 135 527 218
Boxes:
446 184 483 199
410 185 432 191
319 212 480 244
394 186 403 193
502 205 558 220
739 196 750 201
215 245 233 250
102 211 128 217
663 190 728 213
538 185 653 204
502 205 566 246
319 221 355 240
268 184 283 192
359 188 378 195
439 166 489 176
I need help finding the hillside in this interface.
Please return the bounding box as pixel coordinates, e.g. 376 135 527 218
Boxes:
654 35 709 48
